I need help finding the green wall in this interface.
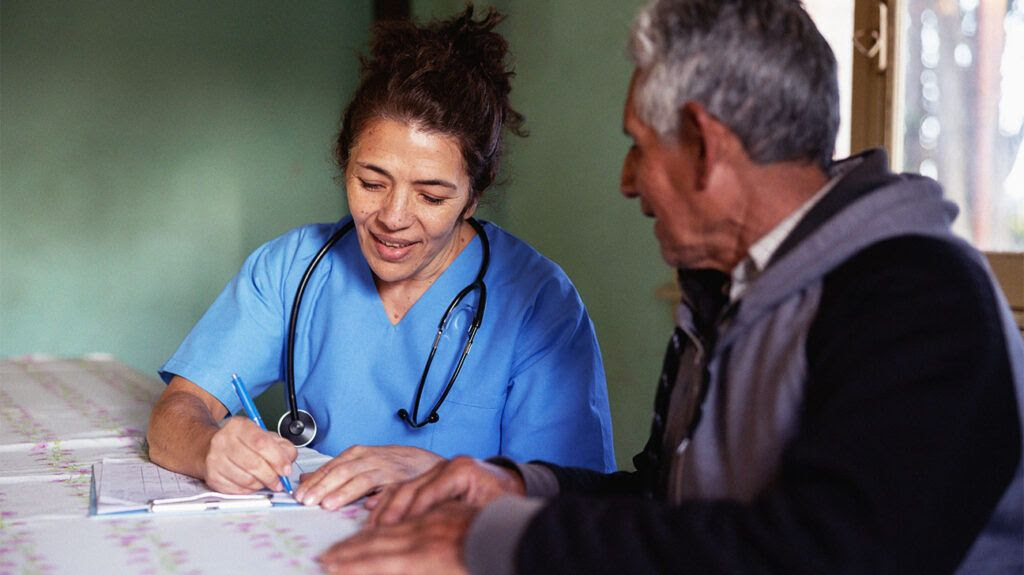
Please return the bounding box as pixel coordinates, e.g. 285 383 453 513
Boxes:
1 0 371 409
415 0 670 465
1 0 672 467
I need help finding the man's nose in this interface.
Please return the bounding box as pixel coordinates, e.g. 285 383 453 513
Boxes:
620 150 638 198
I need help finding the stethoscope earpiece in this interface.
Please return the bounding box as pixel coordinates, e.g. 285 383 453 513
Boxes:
396 408 440 428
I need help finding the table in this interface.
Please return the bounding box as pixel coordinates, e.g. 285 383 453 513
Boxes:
0 356 365 574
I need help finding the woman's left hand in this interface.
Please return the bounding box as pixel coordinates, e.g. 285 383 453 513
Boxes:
293 445 443 510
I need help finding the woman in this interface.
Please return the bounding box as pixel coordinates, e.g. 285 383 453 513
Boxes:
147 6 615 511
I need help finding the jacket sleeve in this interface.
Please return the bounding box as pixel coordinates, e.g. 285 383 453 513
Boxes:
508 237 1021 574
527 427 663 496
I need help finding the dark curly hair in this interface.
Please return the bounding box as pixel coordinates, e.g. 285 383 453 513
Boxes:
336 5 526 198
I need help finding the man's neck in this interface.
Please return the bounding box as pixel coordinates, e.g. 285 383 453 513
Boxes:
728 160 830 268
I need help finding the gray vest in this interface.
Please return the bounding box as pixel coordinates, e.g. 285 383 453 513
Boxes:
664 172 1024 572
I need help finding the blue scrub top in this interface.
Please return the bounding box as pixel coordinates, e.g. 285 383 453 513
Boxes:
161 218 616 472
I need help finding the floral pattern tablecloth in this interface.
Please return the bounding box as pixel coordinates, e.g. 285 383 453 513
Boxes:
0 356 365 575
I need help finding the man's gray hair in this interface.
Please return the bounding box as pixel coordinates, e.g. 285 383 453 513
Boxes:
629 0 839 168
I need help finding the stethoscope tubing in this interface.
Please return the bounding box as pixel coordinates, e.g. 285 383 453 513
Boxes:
284 220 354 427
282 217 489 442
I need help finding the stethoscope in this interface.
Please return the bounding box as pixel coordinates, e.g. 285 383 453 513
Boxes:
276 217 490 446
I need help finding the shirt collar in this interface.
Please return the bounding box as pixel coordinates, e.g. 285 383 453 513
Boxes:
728 169 846 302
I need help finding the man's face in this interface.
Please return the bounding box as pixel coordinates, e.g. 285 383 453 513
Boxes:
619 71 739 271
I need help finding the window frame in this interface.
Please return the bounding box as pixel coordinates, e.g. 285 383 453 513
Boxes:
849 0 1024 321
850 0 902 162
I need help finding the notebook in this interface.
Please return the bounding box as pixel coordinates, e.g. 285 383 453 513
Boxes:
91 449 329 516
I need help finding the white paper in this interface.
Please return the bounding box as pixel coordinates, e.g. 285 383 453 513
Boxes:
93 449 330 515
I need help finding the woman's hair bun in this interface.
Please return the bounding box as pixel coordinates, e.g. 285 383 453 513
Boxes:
337 4 526 196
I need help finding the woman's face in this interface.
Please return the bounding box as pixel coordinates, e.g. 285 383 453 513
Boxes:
346 118 477 288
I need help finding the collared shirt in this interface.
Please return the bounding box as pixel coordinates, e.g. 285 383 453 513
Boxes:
728 161 860 302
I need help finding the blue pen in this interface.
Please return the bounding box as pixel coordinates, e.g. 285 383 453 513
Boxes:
230 373 294 495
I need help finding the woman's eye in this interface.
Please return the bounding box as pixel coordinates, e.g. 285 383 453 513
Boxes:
359 178 384 191
421 194 446 205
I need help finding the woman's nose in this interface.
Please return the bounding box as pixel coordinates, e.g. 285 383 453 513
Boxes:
377 189 412 229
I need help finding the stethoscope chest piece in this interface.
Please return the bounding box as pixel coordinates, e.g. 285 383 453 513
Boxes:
277 409 317 447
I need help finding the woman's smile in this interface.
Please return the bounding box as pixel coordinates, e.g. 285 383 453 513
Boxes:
371 230 420 262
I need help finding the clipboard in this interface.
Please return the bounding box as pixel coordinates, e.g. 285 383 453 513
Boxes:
91 458 309 516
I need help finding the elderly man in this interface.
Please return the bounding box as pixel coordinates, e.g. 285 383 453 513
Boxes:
318 0 1024 573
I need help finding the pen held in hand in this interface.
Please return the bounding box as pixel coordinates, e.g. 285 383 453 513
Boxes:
231 373 294 495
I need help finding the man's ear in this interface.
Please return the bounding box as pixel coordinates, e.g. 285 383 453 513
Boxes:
677 101 719 191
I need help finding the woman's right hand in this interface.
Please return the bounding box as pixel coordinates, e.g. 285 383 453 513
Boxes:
202 416 298 494
149 376 299 492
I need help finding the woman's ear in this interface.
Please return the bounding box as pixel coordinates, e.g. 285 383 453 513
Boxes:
462 196 479 220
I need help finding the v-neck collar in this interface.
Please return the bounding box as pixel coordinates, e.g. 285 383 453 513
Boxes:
342 223 486 329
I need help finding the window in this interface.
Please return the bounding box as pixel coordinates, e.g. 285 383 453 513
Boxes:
850 0 1024 251
902 0 1024 250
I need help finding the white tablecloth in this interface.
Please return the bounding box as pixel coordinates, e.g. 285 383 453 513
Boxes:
0 356 364 574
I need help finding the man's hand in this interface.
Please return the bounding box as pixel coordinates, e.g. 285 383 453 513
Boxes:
203 416 298 493
317 501 475 575
293 445 443 510
367 455 525 527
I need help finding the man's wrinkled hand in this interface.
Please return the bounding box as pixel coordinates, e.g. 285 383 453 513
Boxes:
293 444 443 510
318 500 475 575
367 455 525 527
